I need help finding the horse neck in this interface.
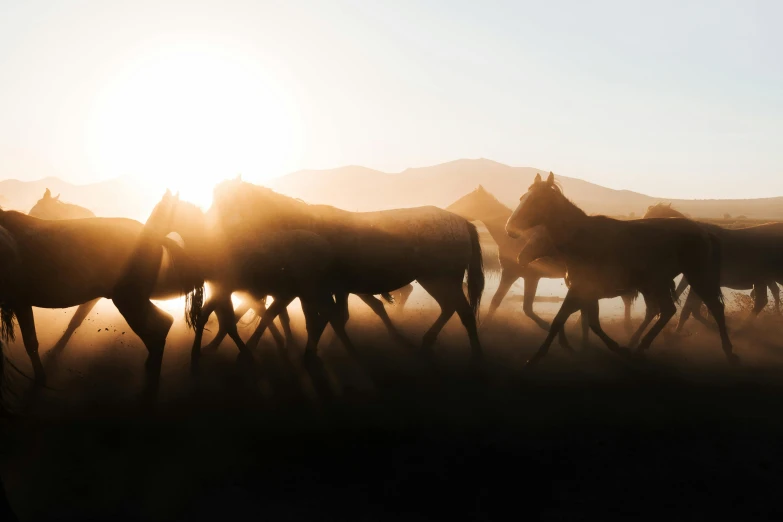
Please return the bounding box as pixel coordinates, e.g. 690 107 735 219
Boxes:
481 217 524 261
544 198 590 251
168 220 214 267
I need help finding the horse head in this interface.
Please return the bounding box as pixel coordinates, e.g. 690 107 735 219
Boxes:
506 172 563 238
146 189 205 241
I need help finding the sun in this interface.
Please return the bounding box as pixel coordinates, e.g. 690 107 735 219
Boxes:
87 41 301 208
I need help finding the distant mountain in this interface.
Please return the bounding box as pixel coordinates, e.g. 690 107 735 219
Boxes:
268 158 783 219
1 158 782 220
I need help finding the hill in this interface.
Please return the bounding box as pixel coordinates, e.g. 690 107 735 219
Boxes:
268 158 783 219
1 159 782 220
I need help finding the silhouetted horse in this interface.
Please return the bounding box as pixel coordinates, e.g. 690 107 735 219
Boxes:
141 191 360 365
446 185 639 333
506 172 736 368
0 209 203 398
517 225 659 350
26 189 105 354
28 188 96 220
211 177 485 359
644 203 783 330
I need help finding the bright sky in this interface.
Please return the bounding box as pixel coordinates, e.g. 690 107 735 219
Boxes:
1 0 781 203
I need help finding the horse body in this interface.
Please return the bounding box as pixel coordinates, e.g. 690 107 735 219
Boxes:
644 203 783 327
506 173 736 367
212 179 484 357
0 209 202 392
447 185 638 333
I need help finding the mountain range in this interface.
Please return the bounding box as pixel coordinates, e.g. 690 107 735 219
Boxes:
2 159 782 220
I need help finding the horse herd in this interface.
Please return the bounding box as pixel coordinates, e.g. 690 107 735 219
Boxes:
2 173 783 403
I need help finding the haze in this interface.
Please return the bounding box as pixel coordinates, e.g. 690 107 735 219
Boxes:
1 0 782 205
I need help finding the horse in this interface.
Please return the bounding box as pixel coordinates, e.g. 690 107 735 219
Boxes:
211 177 485 359
0 208 203 398
505 172 737 368
446 185 640 333
139 191 368 365
28 188 96 220
644 203 783 330
26 189 104 355
517 225 659 350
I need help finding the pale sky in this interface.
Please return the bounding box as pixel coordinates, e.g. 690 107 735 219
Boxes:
1 0 781 202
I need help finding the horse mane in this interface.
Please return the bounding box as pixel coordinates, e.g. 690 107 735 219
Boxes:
161 235 204 331
645 202 686 219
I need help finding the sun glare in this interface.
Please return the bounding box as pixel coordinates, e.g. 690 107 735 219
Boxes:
87 42 301 208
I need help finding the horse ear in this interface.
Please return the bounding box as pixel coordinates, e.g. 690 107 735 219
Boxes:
163 188 172 200
534 173 542 183
546 172 555 185
54 193 60 201
44 188 51 199
174 191 180 200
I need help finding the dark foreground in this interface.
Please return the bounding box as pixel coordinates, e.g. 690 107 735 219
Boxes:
3 302 783 521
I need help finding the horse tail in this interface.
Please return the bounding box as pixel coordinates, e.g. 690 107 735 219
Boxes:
164 239 205 331
380 293 394 304
0 307 15 343
466 221 485 320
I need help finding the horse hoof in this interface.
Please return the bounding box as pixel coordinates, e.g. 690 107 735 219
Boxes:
727 353 741 366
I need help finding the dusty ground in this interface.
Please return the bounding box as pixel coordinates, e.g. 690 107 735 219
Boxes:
2 295 783 521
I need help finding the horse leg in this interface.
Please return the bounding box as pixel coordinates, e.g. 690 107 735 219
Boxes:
49 298 100 357
675 290 703 333
688 276 738 364
15 306 45 385
394 283 415 312
417 278 458 352
771 283 781 315
634 287 677 356
483 269 517 327
621 293 634 335
525 289 582 369
301 298 331 362
674 276 690 300
247 298 287 351
112 295 173 402
357 293 407 343
278 305 295 346
738 281 769 331
452 286 483 361
191 296 220 366
522 276 550 331
246 297 295 351
582 299 628 356
213 297 255 362
321 293 360 357
203 296 257 352
628 295 659 348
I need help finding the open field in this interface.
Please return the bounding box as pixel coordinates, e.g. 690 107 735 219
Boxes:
3 298 783 520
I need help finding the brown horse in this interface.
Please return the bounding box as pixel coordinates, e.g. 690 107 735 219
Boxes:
211 177 485 359
140 191 380 365
506 172 737 368
28 188 96 220
0 208 203 399
644 203 783 330
446 186 639 333
517 225 659 350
